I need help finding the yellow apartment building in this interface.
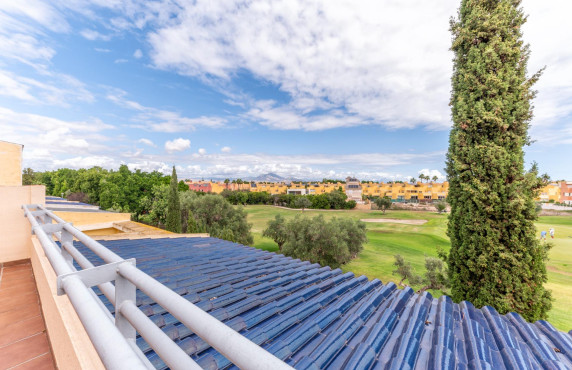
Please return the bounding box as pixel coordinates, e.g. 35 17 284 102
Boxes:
185 179 454 202
537 183 561 202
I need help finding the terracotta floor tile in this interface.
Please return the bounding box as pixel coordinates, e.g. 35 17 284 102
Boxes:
0 281 37 298
1 270 33 282
0 333 49 369
2 264 32 273
1 260 30 267
0 316 44 347
0 291 37 308
0 293 38 314
0 303 41 328
9 352 55 370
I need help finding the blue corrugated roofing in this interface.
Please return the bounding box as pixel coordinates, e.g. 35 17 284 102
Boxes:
72 237 572 369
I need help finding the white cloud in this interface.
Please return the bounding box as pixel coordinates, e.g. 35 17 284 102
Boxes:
165 138 190 153
0 69 94 106
417 169 445 180
95 48 111 53
133 49 143 59
114 58 128 64
80 29 112 41
107 89 226 132
147 0 456 130
221 146 231 153
198 148 206 155
138 138 156 147
0 106 114 169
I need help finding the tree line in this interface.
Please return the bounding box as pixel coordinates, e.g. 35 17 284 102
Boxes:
221 189 357 210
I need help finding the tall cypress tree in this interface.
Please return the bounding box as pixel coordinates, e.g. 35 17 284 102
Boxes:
446 0 551 321
166 166 182 233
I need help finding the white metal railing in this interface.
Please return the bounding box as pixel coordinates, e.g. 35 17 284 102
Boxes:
23 204 293 370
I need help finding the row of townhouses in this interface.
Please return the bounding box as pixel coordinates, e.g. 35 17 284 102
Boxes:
187 178 572 204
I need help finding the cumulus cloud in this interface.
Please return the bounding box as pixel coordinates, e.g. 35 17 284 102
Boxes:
138 138 156 147
221 146 231 153
417 169 446 180
133 49 143 59
198 148 206 155
147 0 456 130
165 138 190 153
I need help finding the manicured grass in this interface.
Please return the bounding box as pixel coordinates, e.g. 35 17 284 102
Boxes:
244 205 572 332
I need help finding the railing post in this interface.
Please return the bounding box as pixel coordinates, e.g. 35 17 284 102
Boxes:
60 229 74 268
115 262 137 343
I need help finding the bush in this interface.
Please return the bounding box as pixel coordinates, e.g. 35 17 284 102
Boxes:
265 215 367 268
435 201 447 213
185 194 253 245
373 197 392 214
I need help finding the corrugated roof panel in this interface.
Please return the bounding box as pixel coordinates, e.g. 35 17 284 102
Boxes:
69 237 572 369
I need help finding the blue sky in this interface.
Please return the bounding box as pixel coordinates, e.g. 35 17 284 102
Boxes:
1 1 570 181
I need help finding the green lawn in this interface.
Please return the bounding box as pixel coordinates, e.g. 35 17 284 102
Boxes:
244 205 572 332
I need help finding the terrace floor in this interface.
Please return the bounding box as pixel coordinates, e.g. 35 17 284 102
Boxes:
0 260 55 370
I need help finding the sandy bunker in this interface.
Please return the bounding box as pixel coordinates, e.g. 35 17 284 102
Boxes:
360 218 428 225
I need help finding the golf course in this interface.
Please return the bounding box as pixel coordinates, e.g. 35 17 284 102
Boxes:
244 205 572 332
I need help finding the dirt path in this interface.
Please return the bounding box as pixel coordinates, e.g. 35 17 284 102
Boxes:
360 218 428 225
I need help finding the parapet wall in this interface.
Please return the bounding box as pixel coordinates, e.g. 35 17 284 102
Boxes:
0 185 45 263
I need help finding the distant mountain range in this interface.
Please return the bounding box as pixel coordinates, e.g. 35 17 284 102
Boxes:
251 173 287 182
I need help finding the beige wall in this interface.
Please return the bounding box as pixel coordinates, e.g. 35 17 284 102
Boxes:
0 185 45 263
0 140 23 186
31 237 104 369
53 211 131 226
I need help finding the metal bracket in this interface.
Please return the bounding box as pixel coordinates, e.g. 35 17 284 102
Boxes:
30 210 47 217
57 259 136 296
41 223 71 234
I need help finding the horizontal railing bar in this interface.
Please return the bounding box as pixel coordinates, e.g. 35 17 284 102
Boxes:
120 301 202 370
38 205 124 264
118 263 294 370
22 205 148 370
61 241 117 306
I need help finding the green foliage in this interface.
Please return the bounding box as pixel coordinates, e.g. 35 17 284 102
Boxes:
294 197 312 211
393 255 450 293
221 190 355 210
275 215 367 269
178 180 189 192
22 168 39 185
31 165 168 216
446 0 551 321
392 255 423 287
419 257 450 293
165 166 182 233
139 184 170 226
435 201 447 214
374 197 392 214
262 215 288 251
185 194 253 245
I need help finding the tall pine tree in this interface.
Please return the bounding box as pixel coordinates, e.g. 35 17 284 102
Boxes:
165 166 182 233
446 0 551 321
